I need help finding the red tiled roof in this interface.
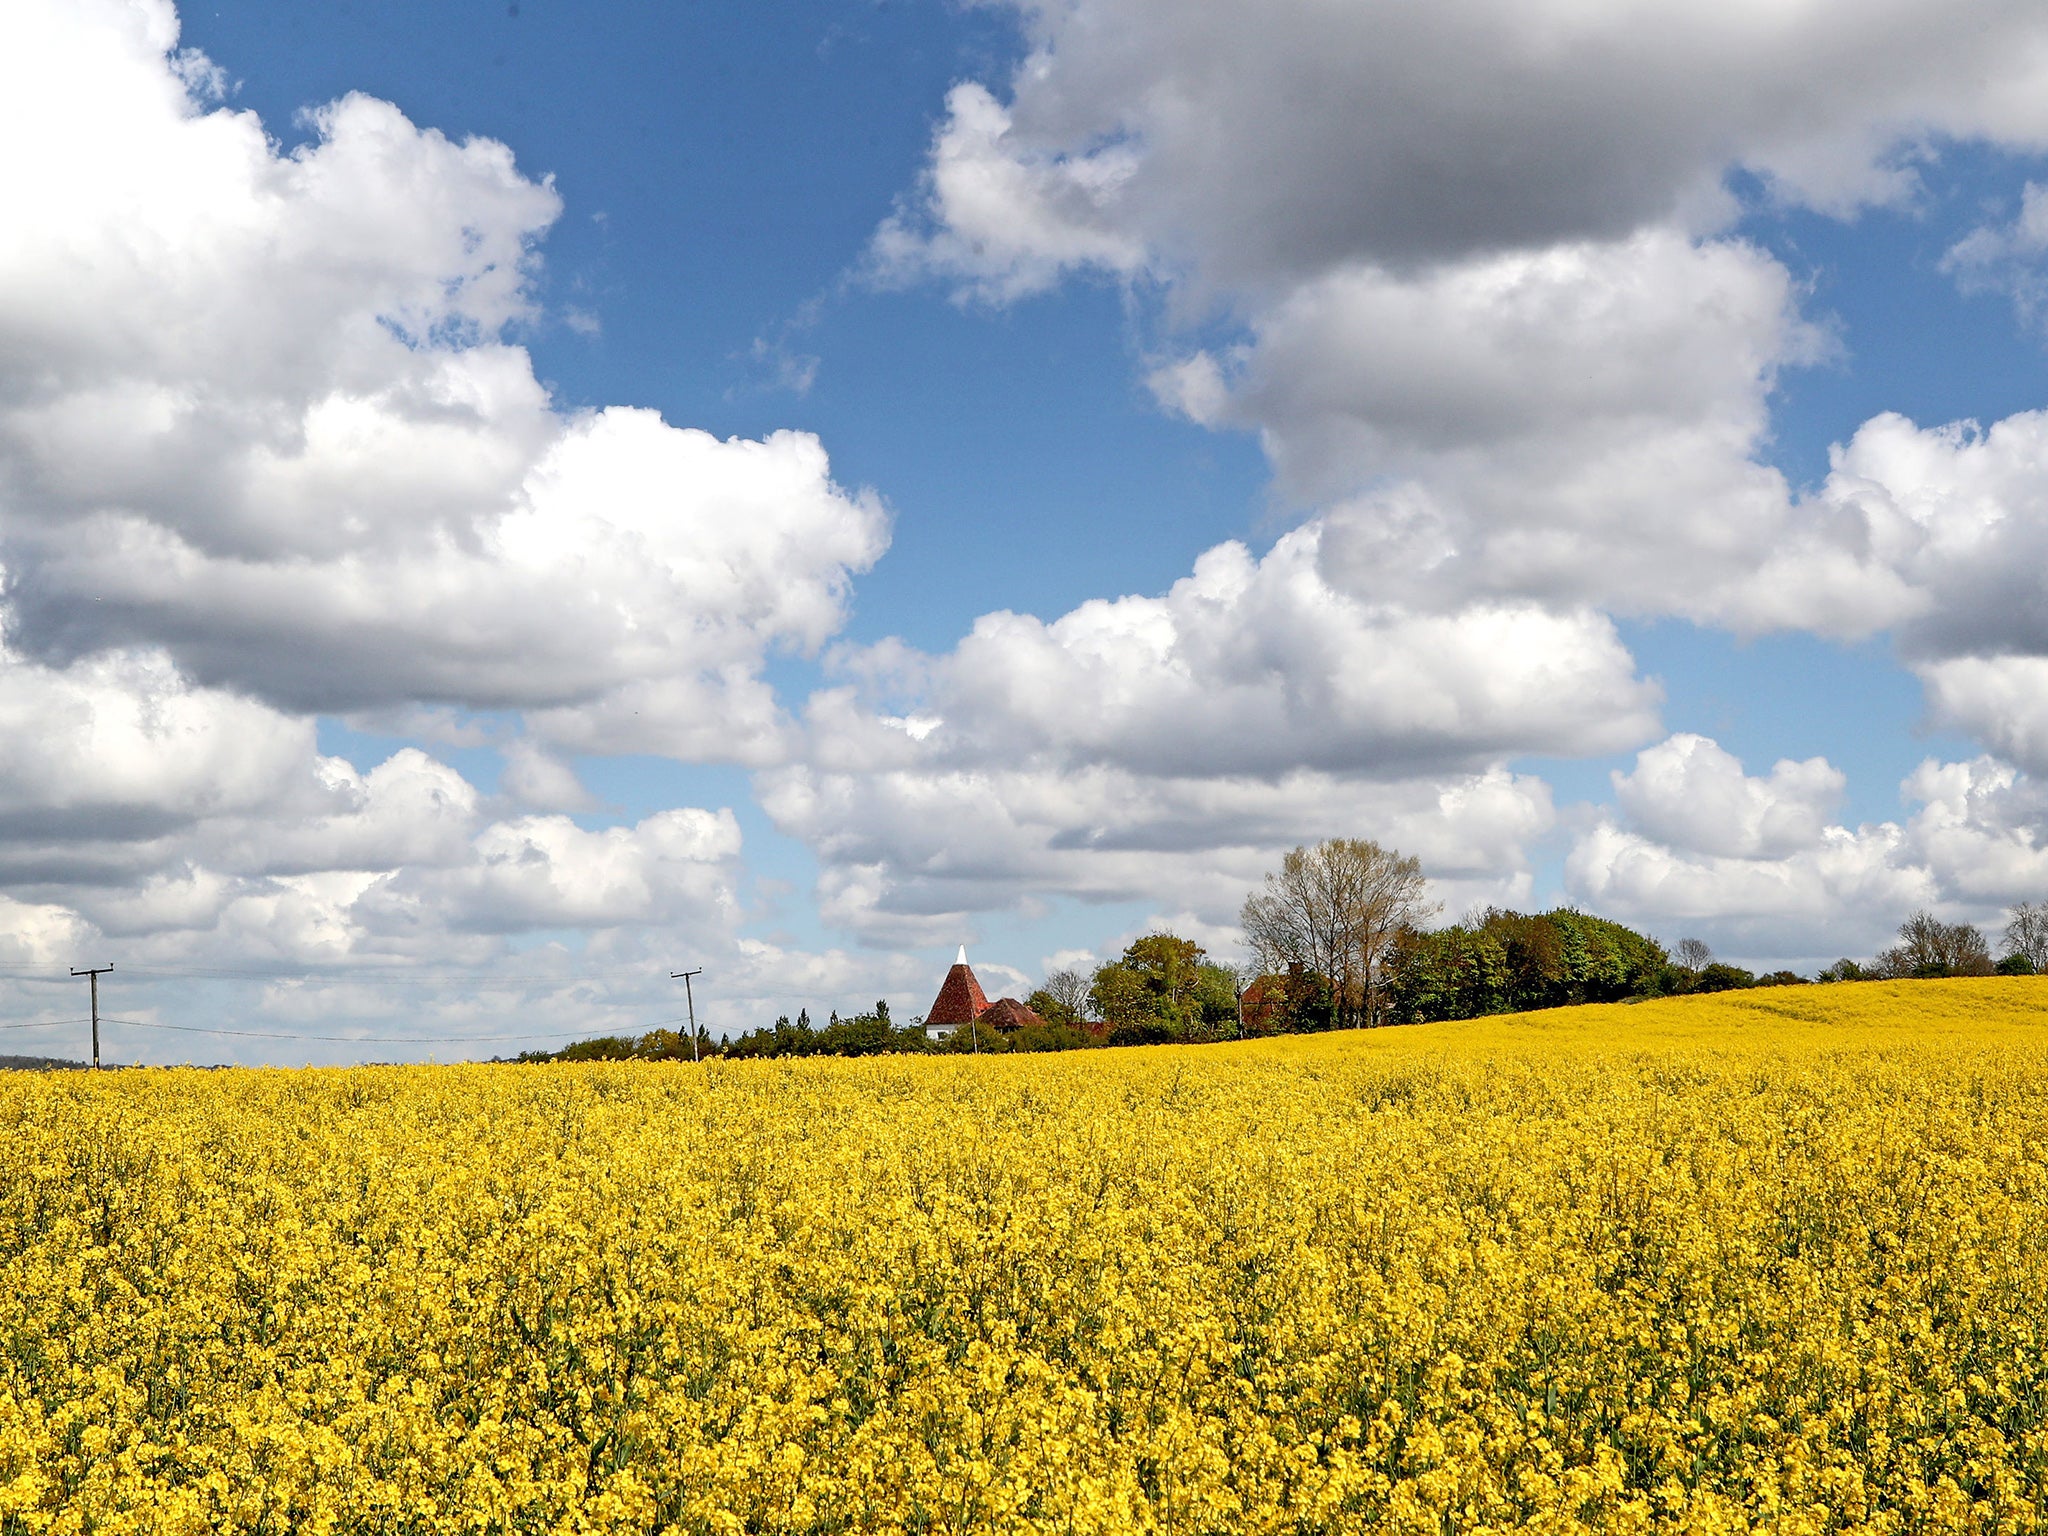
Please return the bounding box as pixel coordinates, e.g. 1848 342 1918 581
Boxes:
924 962 991 1026
979 997 1045 1032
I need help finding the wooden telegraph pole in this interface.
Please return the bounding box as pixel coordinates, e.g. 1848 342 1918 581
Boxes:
670 969 702 1061
70 964 111 1070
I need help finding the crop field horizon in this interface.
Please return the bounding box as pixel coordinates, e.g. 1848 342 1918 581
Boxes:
6 980 2048 1533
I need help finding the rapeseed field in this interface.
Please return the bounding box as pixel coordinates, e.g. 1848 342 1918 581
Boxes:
6 980 2048 1534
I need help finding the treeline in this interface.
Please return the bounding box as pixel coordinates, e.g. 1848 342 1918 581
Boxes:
1381 907 1800 1024
515 997 1097 1064
515 843 2048 1064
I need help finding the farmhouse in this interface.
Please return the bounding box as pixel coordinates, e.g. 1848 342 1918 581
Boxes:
921 947 1045 1042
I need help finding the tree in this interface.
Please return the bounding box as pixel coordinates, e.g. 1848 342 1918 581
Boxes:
2004 901 2048 973
1241 839 1435 1026
1086 933 1214 1042
1692 962 1756 993
1121 933 1205 1021
1039 967 1091 1019
1088 963 1155 1039
1676 937 1713 974
1875 911 1994 978
1382 907 1670 1024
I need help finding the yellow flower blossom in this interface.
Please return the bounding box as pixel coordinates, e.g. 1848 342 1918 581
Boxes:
5 980 2048 1530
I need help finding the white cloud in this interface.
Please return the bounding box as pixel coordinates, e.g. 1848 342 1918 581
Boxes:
1566 816 1925 960
1156 230 1907 633
822 525 1659 780
1569 736 2048 962
0 646 313 836
870 83 1148 302
1156 233 1819 482
1814 410 2048 661
878 0 2048 672
0 650 739 961
1612 733 1844 861
1945 181 2048 330
1920 655 2048 774
882 0 2048 292
499 739 602 814
0 0 886 742
758 515 1653 943
0 896 92 967
361 808 743 937
763 757 1554 945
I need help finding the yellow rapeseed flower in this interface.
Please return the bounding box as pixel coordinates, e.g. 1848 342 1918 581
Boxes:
5 980 2048 1531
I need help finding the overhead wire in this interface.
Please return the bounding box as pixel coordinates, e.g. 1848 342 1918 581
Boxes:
3 969 709 1056
96 1017 590 1045
0 963 629 986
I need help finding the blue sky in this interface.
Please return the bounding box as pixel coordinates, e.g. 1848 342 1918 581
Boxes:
8 0 2048 1061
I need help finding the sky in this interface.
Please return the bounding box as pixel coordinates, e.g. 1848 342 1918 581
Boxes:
8 0 2048 1063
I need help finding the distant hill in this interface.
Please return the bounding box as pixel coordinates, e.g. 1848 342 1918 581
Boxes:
0 1054 87 1071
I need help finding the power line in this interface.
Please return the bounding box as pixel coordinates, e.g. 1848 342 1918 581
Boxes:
93 966 625 986
96 1017 594 1045
0 962 634 985
90 1014 703 1045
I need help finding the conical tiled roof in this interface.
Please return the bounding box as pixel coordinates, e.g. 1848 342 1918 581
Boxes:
925 952 991 1026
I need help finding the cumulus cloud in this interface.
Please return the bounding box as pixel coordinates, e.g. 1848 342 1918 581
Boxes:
0 646 314 841
1567 816 1925 961
499 740 602 814
1946 182 2048 330
884 0 2048 294
1569 736 2048 961
760 525 1626 941
882 0 2048 292
816 525 1659 782
1154 231 1906 632
871 83 1147 302
878 0 2048 671
1611 734 1844 861
1920 656 2048 774
1814 410 2048 661
0 644 738 956
0 0 886 743
762 758 1555 947
0 635 923 1053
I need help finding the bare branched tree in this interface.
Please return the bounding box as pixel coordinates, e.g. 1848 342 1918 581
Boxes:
1240 838 1435 1025
1876 910 1993 978
2004 901 2048 973
1040 966 1092 1018
1676 937 1713 974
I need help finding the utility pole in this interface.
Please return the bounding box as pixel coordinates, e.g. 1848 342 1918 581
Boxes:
670 969 702 1062
70 964 111 1070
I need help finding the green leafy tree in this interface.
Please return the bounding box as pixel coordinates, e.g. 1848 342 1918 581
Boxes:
1691 963 1756 993
1383 908 1672 1023
1191 963 1244 1039
1025 988 1077 1026
1121 933 1205 1026
1089 962 1160 1042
